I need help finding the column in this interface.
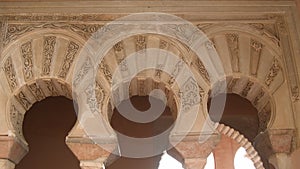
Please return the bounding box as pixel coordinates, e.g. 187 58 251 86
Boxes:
0 135 28 169
170 134 220 169
254 129 295 169
67 137 119 169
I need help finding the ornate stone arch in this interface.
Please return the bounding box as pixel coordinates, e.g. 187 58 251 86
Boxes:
201 25 295 134
209 75 276 133
0 29 91 165
216 123 265 169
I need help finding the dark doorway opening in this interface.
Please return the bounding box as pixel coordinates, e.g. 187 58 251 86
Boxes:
15 96 80 169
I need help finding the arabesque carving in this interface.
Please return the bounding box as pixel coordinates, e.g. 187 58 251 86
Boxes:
3 57 18 91
225 33 240 72
265 59 280 87
42 36 56 76
20 41 34 81
59 41 79 79
250 39 263 76
4 23 102 46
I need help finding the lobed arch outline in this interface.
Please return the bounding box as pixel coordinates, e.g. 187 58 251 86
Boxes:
216 123 265 169
208 74 276 133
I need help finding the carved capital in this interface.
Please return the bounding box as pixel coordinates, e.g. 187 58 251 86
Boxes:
170 134 220 159
254 129 295 159
0 135 28 164
66 137 118 161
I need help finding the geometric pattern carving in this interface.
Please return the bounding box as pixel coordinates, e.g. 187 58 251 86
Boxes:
42 36 56 76
58 41 79 79
3 57 18 91
20 41 34 81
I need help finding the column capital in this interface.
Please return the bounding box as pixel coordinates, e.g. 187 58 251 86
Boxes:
254 129 295 169
170 133 220 169
66 137 119 161
0 135 28 164
255 129 295 157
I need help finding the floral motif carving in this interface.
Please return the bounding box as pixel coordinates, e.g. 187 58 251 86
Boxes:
74 58 92 86
138 79 146 96
42 36 56 76
85 85 99 113
265 59 280 87
3 57 18 91
113 41 124 52
159 40 168 49
15 91 31 110
241 81 254 97
59 82 71 98
96 82 105 105
228 78 238 92
28 83 45 101
155 64 164 79
258 104 271 132
225 33 240 72
99 62 112 84
135 35 146 52
4 23 102 46
59 41 80 79
180 77 200 112
20 41 34 81
250 39 263 76
253 89 265 106
44 79 59 96
10 104 24 138
248 23 280 47
194 59 210 83
168 60 184 85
